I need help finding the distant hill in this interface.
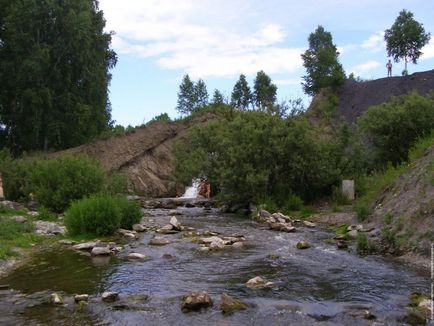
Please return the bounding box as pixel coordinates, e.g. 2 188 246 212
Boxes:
336 70 434 124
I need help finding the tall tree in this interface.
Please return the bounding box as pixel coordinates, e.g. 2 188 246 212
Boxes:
211 89 225 105
194 79 209 108
0 0 117 153
301 26 345 96
253 70 277 110
231 74 252 110
384 9 431 75
176 74 196 115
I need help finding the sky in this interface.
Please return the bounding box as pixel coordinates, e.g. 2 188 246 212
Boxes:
98 0 434 127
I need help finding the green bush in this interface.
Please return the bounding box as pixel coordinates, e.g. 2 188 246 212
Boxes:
29 155 106 212
359 92 434 168
354 202 371 222
356 233 376 256
106 171 128 194
65 194 141 236
285 194 304 211
331 186 350 205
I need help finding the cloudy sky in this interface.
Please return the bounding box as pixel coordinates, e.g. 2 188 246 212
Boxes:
98 0 434 126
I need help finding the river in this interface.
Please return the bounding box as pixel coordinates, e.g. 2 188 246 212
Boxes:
0 206 429 325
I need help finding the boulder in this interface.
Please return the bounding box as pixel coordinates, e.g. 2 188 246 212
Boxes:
117 229 137 238
91 246 111 256
246 276 265 287
219 293 247 314
232 242 244 249
258 209 271 219
303 221 316 228
169 216 181 230
102 291 119 302
157 224 179 234
35 220 66 236
169 209 181 215
132 224 147 232
13 216 27 223
347 230 358 239
51 293 64 305
73 242 97 251
296 241 310 249
181 291 213 312
336 240 348 249
149 237 171 246
74 294 89 303
209 238 226 250
128 253 146 260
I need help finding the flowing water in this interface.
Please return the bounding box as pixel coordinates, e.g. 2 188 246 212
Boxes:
0 206 429 325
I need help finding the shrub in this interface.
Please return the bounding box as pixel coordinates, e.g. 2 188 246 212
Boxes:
29 155 106 212
285 194 304 211
65 194 141 236
106 171 129 194
331 186 350 205
356 233 376 256
115 197 141 229
354 202 371 222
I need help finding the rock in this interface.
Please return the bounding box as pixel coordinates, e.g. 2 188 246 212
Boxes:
58 240 75 245
232 242 244 249
51 293 64 305
269 223 295 232
91 246 111 256
149 237 171 246
35 220 66 236
419 298 433 315
209 238 226 250
199 236 222 244
246 276 265 287
402 309 427 325
347 230 358 239
102 291 119 302
303 221 316 228
203 230 219 236
132 224 147 232
364 310 376 320
355 224 364 231
296 241 310 249
0 284 10 290
117 229 137 238
181 291 213 312
274 212 292 222
27 211 39 217
337 240 348 249
73 242 97 251
347 225 357 231
13 216 27 223
258 209 271 220
128 253 146 260
333 234 346 240
219 293 247 314
169 209 181 215
169 216 181 230
74 294 89 303
157 224 179 234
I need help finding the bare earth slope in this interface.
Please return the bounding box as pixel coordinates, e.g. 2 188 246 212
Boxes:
337 70 434 123
57 114 213 198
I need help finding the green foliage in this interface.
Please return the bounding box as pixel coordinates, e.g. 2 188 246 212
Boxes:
148 113 171 124
258 197 279 214
384 10 431 73
211 89 226 106
359 92 434 168
0 0 117 154
106 171 129 194
356 233 376 256
285 194 304 211
335 224 349 236
65 194 141 236
176 75 209 115
29 155 106 212
36 207 57 221
383 213 393 225
195 79 209 108
354 202 371 222
301 25 345 96
253 70 277 110
173 110 341 205
299 206 318 219
331 186 351 205
0 217 34 239
231 74 252 110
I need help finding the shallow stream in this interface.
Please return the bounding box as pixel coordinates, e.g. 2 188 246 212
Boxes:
0 206 429 325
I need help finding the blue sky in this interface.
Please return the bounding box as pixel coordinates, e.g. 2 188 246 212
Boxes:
98 0 434 127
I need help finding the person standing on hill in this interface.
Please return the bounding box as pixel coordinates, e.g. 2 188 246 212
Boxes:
386 60 392 77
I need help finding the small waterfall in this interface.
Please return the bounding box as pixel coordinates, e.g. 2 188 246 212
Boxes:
181 179 200 198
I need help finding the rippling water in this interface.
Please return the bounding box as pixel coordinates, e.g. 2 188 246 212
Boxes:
0 206 429 325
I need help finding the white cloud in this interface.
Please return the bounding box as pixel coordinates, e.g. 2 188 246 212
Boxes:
274 78 301 86
99 0 304 78
361 31 385 53
350 60 381 76
421 39 434 60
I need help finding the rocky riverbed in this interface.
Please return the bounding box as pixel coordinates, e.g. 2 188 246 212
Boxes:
0 204 431 325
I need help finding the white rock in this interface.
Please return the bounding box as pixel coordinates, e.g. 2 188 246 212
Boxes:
73 242 97 251
169 216 181 229
91 246 111 256
246 276 265 286
303 221 316 228
74 294 89 303
128 253 146 260
102 291 119 302
51 293 64 305
13 216 27 223
132 224 147 232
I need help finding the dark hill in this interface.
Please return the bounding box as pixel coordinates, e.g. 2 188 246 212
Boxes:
336 70 434 123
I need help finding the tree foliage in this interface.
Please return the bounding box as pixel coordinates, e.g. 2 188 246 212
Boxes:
301 26 345 96
176 75 209 114
211 89 225 106
253 70 277 111
231 74 252 110
0 0 117 154
384 10 431 74
195 79 209 108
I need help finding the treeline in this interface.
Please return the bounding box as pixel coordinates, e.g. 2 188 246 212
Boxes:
0 0 116 155
173 91 434 207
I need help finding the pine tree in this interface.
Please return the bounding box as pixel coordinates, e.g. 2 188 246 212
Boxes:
231 74 252 110
194 79 209 108
211 89 225 105
176 74 196 115
253 70 277 110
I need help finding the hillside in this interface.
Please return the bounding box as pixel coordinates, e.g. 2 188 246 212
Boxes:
56 114 214 198
336 70 434 123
